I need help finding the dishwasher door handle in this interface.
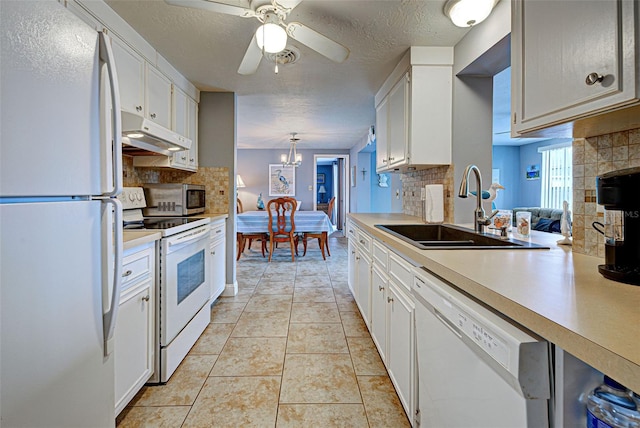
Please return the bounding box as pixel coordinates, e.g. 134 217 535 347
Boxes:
433 308 462 339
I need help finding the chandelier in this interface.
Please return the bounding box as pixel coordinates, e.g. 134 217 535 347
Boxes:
281 133 302 167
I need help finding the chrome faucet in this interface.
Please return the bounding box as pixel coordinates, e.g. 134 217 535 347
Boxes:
458 164 498 233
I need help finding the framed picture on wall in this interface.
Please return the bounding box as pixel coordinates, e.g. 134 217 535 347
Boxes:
269 164 296 196
317 173 325 184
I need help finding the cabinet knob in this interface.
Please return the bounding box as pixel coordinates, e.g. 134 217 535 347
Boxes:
211 250 215 255
136 105 142 112
387 297 394 303
351 251 356 254
190 158 194 162
382 159 388 163
142 295 150 302
122 270 132 277
181 156 187 160
389 157 395 161
379 286 385 291
585 72 604 86
150 113 157 119
356 256 360 261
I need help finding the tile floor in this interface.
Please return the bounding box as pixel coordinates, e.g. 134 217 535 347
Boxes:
117 234 410 427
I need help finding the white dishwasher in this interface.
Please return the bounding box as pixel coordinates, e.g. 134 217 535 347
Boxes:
412 267 550 427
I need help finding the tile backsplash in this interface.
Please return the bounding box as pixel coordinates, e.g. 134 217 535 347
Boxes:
572 128 640 257
401 165 455 223
123 156 230 214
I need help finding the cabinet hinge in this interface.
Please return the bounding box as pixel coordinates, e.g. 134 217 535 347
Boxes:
415 408 421 426
513 112 517 124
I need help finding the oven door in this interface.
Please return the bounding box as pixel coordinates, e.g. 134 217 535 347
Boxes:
160 224 210 346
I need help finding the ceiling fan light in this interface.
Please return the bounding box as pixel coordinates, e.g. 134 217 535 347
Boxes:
444 0 496 28
255 23 287 53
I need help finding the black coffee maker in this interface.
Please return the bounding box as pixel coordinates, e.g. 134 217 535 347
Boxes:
595 167 640 285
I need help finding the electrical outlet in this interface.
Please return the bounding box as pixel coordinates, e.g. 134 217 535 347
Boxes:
308 185 313 191
396 189 400 199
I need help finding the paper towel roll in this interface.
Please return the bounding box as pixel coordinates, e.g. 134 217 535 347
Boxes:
425 184 444 223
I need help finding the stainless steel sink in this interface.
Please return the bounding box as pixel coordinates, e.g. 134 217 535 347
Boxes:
375 224 549 250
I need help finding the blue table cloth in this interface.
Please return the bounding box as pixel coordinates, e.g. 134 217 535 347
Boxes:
237 210 335 234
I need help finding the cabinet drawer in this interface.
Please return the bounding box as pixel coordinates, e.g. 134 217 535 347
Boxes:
210 220 225 240
356 229 372 254
346 221 357 240
122 246 153 288
389 252 413 293
372 240 388 269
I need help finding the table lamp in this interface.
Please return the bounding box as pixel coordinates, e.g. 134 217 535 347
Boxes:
318 185 326 203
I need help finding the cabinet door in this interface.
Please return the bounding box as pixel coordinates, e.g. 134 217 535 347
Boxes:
387 73 409 168
375 96 389 171
347 240 357 298
356 251 372 329
111 37 144 116
145 64 172 129
187 97 198 169
371 265 388 365
209 237 226 301
512 0 638 134
387 281 415 421
115 280 153 415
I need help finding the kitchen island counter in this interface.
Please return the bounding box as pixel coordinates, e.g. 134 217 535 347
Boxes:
349 213 640 392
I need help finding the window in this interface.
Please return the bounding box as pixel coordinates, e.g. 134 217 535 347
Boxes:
539 143 572 210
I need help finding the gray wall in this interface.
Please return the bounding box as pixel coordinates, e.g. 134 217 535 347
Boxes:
451 0 511 223
237 148 350 211
199 92 237 294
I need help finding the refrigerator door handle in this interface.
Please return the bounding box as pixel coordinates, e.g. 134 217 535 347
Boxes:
102 197 123 356
99 31 122 197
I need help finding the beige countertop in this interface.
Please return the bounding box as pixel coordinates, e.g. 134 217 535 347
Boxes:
124 231 161 250
349 213 640 392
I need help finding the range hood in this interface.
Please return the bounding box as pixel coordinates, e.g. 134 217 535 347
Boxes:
121 111 191 156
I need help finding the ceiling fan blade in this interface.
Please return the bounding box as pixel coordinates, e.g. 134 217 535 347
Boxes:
237 34 262 75
274 0 303 12
286 22 349 63
164 0 255 17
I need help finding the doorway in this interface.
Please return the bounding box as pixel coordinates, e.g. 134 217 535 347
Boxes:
313 154 349 233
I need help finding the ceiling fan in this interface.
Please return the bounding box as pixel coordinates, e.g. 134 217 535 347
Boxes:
164 0 350 75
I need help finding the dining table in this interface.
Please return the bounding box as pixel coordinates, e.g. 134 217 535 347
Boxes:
236 210 335 259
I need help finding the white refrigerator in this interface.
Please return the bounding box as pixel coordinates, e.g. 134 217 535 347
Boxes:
0 1 123 426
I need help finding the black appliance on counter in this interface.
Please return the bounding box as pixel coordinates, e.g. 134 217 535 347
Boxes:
595 167 640 285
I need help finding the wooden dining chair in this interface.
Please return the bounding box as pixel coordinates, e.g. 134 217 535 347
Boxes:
236 197 267 260
301 196 335 260
267 197 298 262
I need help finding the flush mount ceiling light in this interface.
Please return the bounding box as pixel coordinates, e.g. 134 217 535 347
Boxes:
281 133 302 168
444 0 497 27
255 13 287 54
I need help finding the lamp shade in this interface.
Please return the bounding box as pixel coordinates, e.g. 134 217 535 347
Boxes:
318 185 327 194
236 175 246 188
444 0 496 27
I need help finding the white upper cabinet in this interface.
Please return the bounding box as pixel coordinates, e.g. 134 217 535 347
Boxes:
375 47 453 173
111 37 145 117
186 97 198 169
145 65 172 129
511 0 639 136
170 87 198 171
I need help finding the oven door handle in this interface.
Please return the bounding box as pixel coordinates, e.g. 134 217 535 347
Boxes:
168 226 210 247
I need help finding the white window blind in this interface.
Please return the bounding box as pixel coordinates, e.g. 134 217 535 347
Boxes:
539 143 572 210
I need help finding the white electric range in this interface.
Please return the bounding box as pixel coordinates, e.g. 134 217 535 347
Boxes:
119 187 211 383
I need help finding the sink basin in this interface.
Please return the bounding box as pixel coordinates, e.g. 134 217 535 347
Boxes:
375 224 549 250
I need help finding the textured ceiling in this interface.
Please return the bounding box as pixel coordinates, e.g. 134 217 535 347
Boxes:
104 0 471 150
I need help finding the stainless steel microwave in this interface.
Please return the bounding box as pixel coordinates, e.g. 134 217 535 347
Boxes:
142 183 206 216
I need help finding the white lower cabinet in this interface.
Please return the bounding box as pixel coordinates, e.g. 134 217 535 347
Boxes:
387 279 415 423
371 264 388 364
347 239 357 298
115 242 155 416
348 226 416 425
209 219 226 303
355 250 372 328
